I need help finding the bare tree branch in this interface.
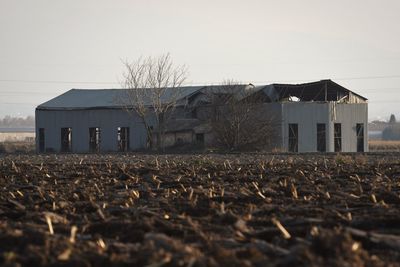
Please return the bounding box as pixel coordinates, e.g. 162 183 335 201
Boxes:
119 53 188 151
204 80 280 151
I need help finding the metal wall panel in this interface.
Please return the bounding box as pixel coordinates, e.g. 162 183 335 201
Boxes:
281 102 368 152
282 102 330 152
331 103 368 152
35 102 368 153
35 109 151 152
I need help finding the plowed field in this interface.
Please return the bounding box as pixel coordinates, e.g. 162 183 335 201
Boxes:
1 153 400 266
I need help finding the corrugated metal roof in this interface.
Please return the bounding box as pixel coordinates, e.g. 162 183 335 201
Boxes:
37 80 367 110
37 86 205 110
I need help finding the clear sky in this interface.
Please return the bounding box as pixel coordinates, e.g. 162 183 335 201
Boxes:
1 0 400 120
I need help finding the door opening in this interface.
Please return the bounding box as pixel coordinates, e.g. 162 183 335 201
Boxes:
356 123 364 152
89 127 101 152
61 128 72 152
39 128 45 152
118 127 130 152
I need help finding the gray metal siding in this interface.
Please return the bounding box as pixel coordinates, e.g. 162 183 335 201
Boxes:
36 109 150 152
281 102 368 152
331 103 368 152
35 102 368 153
282 102 330 152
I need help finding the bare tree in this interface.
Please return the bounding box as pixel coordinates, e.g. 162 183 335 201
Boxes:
204 80 279 151
389 114 397 124
120 53 188 151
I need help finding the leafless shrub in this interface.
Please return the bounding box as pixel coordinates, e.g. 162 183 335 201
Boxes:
203 80 280 151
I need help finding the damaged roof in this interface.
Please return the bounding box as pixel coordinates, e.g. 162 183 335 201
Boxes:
258 80 367 103
37 80 367 110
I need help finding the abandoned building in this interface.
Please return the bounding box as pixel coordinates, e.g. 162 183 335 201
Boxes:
35 79 368 153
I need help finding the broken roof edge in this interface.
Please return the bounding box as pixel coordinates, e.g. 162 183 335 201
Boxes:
327 79 368 101
271 79 368 101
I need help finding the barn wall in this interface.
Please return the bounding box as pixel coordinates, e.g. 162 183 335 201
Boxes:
331 103 368 152
281 102 368 152
282 102 330 152
175 132 193 144
35 103 368 153
35 109 152 152
161 133 176 148
153 131 194 148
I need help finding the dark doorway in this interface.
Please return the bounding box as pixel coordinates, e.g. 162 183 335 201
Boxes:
39 128 45 153
288 124 298 152
334 123 342 152
61 128 72 152
89 127 101 152
317 123 326 152
196 133 204 145
118 127 130 152
356 123 364 152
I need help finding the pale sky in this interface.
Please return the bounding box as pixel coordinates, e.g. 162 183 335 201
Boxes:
1 0 400 120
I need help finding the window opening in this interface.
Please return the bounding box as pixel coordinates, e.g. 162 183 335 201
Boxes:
317 123 326 152
288 124 298 152
334 123 342 152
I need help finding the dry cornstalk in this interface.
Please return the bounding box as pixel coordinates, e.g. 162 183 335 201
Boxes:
290 183 298 199
70 225 78 243
45 214 54 235
57 249 72 261
371 194 377 203
271 218 291 239
189 188 194 201
97 238 106 249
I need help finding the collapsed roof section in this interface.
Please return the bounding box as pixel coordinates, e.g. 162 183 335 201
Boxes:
187 84 256 107
257 79 367 103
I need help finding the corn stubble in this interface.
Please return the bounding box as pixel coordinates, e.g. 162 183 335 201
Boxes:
0 153 400 266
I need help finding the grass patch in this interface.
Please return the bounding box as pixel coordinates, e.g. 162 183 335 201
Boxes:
369 140 400 152
0 141 35 153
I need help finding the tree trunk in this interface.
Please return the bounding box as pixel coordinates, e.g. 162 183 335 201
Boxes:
156 113 165 152
146 126 153 150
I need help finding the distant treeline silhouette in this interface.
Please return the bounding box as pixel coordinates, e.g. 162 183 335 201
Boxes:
382 125 400 140
0 115 34 127
382 114 400 140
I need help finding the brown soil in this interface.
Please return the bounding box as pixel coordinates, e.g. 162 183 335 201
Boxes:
1 153 400 266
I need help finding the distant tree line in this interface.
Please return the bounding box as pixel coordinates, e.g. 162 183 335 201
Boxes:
0 115 35 127
382 114 400 140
